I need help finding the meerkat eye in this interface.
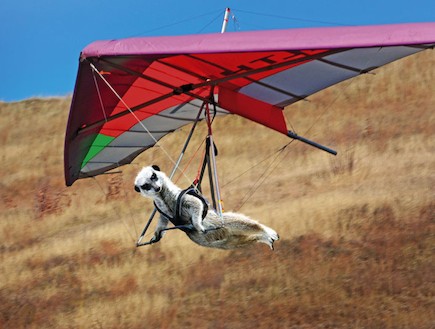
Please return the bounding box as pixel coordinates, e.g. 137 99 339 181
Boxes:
141 183 152 191
150 173 157 181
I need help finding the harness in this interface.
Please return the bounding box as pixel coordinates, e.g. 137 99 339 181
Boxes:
153 187 209 232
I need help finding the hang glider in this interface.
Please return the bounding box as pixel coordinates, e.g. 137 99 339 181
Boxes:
64 22 435 186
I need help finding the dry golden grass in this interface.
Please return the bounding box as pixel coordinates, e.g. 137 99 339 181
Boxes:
1 51 434 328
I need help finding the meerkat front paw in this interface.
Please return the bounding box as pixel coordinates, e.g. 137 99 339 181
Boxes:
150 230 163 243
195 223 206 233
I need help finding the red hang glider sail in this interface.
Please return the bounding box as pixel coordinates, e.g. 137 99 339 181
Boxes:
65 23 435 186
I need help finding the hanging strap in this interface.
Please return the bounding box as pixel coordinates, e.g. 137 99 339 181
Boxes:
194 136 219 208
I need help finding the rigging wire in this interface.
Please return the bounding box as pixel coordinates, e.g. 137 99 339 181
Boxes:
174 137 206 185
231 8 352 27
128 7 350 39
196 11 225 33
88 69 141 241
234 141 294 212
92 70 107 122
133 9 223 36
230 12 241 32
89 175 137 243
221 141 291 189
230 83 350 211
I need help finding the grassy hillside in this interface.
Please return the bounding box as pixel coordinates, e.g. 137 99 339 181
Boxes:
0 50 434 328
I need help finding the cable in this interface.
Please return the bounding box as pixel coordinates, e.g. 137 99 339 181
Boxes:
90 175 137 243
92 70 107 122
196 11 224 33
133 9 223 36
222 141 291 188
235 141 293 212
232 8 351 27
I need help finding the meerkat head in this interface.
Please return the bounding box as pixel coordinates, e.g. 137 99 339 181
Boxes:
134 165 163 198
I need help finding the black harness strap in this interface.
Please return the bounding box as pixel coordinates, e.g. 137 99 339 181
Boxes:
153 187 209 231
176 187 209 222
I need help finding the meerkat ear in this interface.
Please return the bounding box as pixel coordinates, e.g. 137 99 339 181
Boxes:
151 165 160 171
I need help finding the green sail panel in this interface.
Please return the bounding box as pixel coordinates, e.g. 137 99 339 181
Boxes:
81 134 114 169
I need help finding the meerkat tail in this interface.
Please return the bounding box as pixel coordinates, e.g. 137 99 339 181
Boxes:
260 224 279 250
261 224 279 241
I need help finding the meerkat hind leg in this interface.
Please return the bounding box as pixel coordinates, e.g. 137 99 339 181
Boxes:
196 211 279 250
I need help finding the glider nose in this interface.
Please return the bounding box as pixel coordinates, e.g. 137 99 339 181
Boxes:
134 185 140 193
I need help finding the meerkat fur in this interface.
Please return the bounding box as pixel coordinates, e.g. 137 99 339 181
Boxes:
134 165 279 250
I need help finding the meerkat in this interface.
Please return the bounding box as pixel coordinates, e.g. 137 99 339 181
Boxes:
134 165 279 250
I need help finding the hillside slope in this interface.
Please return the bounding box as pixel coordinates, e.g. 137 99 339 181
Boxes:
0 50 434 328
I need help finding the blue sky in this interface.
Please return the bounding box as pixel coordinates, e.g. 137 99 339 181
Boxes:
1 0 434 102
